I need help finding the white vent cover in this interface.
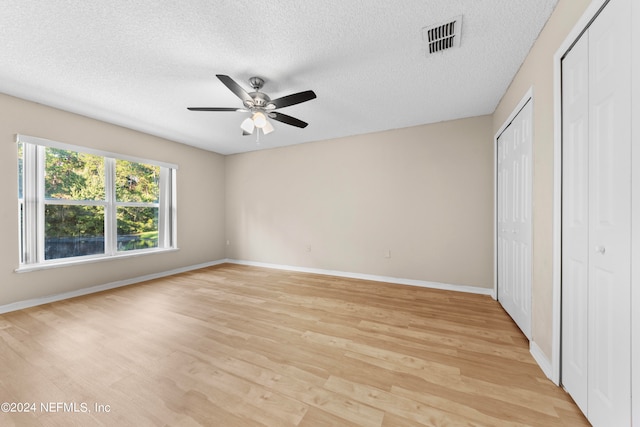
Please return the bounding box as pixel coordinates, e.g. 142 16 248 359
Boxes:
422 15 462 57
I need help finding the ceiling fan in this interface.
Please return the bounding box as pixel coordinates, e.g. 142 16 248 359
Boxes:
188 74 316 137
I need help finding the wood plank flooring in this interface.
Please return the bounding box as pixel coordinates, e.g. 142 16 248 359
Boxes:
0 263 588 426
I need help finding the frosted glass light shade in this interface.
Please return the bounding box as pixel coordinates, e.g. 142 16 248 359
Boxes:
240 117 255 134
252 112 267 128
263 120 274 135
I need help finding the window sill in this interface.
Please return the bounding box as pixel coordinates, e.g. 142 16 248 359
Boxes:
14 247 180 273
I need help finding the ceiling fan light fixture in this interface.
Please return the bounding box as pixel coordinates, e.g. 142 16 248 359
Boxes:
252 111 267 128
240 117 255 134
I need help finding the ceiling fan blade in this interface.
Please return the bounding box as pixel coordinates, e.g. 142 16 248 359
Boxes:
269 90 316 109
269 112 308 128
187 107 246 111
216 74 253 105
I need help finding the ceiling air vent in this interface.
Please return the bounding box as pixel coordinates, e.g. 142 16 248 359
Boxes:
422 15 462 57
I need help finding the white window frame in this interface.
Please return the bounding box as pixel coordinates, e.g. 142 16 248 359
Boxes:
16 134 178 272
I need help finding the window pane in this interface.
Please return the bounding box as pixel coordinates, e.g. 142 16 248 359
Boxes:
19 137 174 266
45 148 105 201
117 206 158 251
116 159 160 203
45 205 105 260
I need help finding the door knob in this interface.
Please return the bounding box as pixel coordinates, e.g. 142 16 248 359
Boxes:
595 245 606 254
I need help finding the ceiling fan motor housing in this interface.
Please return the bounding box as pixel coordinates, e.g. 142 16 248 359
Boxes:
247 91 272 109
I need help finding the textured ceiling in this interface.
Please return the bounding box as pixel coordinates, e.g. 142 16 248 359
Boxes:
0 1 558 155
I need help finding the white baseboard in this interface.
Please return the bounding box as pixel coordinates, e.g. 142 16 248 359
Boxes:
0 259 228 314
530 340 555 382
226 259 493 296
1 258 493 314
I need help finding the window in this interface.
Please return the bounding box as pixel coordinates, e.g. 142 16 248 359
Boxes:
17 134 177 269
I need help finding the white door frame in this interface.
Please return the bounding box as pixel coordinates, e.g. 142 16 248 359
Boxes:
632 1 640 424
493 87 533 314
552 8 638 423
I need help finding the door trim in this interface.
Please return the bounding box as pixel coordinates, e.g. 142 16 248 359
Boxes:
631 1 639 424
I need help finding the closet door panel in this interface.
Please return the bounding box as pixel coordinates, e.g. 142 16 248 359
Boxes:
497 100 532 339
587 0 631 424
561 30 589 414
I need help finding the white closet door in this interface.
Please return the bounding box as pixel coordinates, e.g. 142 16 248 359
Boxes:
497 99 532 338
586 0 631 423
561 30 589 415
561 0 632 424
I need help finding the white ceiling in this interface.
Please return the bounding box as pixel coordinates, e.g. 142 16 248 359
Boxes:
0 1 558 155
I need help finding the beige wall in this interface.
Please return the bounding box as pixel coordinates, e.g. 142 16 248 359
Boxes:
0 93 226 307
493 0 591 359
225 116 494 289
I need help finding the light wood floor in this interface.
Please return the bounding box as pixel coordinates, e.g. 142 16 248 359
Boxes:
0 263 588 426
